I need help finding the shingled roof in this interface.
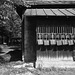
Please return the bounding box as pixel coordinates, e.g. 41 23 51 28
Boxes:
24 8 75 16
23 0 75 7
23 0 75 16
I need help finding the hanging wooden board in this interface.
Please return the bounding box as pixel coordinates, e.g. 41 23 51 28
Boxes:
68 40 74 45
50 39 56 45
62 39 68 45
56 40 62 46
44 40 49 45
37 39 43 45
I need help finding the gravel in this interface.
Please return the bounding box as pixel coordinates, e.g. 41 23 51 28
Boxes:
0 61 75 75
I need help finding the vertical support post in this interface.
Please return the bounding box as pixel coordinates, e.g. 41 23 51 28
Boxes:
22 14 25 62
23 16 36 67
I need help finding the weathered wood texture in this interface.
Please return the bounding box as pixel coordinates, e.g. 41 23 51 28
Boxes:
23 16 36 62
24 0 75 6
37 49 73 61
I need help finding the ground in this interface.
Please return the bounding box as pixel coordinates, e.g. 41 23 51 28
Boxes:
0 61 75 75
0 45 75 75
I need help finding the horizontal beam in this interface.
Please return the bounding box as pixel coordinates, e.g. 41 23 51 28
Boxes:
27 4 75 9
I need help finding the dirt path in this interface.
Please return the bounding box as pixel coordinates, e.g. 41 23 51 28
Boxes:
0 61 75 75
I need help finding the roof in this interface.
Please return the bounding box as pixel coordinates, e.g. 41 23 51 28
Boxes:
24 0 75 6
24 8 75 16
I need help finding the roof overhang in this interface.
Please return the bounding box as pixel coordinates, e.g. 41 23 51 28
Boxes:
24 8 75 16
22 1 75 16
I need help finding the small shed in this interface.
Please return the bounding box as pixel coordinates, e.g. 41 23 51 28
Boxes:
22 0 75 67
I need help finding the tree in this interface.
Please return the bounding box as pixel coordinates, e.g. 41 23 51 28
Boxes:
0 1 22 39
0 0 27 18
0 0 29 44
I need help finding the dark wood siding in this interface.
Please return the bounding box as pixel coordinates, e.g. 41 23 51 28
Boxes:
23 16 36 62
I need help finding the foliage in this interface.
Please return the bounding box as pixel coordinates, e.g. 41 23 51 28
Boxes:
0 1 22 38
0 0 25 6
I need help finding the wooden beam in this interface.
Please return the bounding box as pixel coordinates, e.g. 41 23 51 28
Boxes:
29 4 75 9
23 16 36 63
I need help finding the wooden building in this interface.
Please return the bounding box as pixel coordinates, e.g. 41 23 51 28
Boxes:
22 0 75 67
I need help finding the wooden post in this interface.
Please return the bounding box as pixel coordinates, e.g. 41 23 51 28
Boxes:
23 16 36 67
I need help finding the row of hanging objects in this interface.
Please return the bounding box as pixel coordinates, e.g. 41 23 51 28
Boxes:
36 26 74 34
36 26 75 46
36 33 75 46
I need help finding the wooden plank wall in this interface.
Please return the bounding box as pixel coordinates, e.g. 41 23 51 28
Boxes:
23 16 36 63
37 50 73 61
